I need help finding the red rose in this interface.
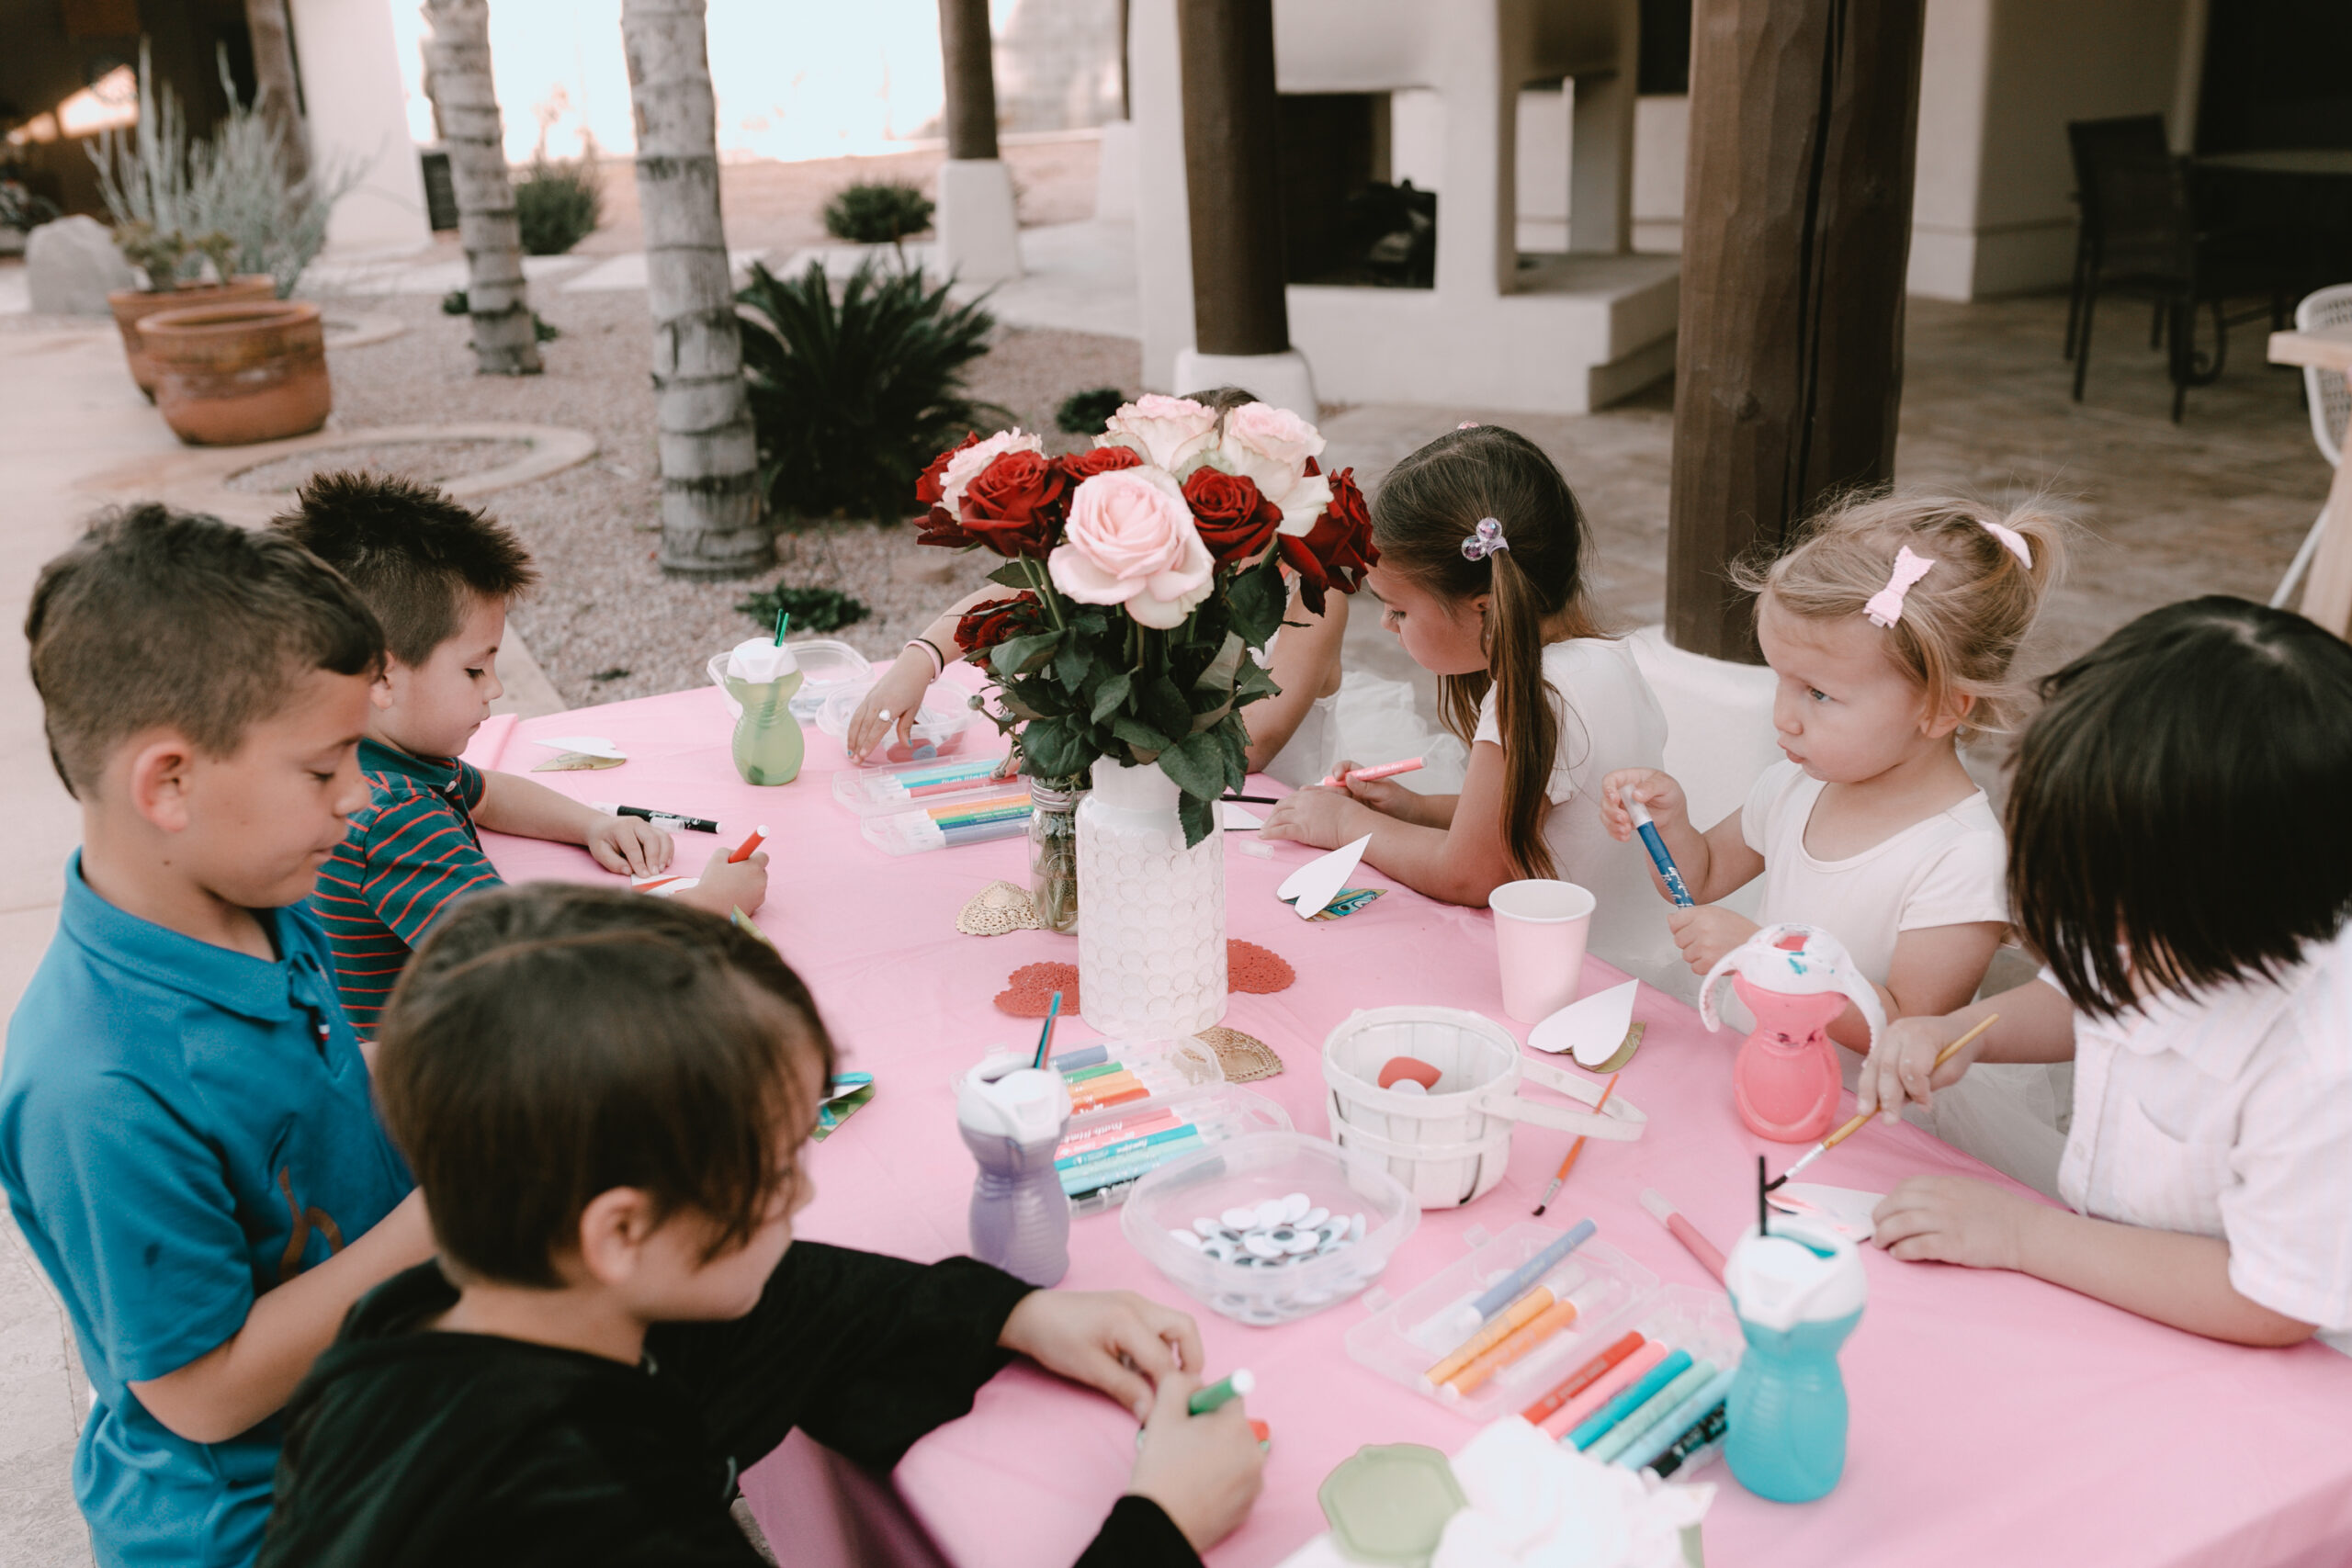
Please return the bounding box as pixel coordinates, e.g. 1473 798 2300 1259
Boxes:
960 450 1069 558
1181 468 1281 566
914 434 981 546
1278 466 1379 615
1054 446 1144 484
955 590 1044 655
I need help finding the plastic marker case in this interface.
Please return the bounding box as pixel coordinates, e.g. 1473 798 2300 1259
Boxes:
1053 1038 1291 1214
859 790 1035 855
832 755 1022 817
1345 1221 1742 1427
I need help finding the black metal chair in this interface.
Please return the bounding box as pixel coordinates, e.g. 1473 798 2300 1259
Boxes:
2064 114 2290 422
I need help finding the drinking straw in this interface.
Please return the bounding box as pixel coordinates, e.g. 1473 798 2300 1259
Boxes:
1534 1075 1619 1216
1758 1156 1769 1239
774 608 789 644
1033 991 1062 1069
1766 1014 2000 1191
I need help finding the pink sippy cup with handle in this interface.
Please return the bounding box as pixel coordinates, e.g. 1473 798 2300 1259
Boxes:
1699 924 1885 1143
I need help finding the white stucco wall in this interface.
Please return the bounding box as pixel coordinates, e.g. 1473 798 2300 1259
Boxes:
289 0 432 254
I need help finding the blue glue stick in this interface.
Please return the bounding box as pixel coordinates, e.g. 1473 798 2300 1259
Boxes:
1625 799 1695 908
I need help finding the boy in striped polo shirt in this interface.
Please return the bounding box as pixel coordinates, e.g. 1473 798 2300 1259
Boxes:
276 473 767 1032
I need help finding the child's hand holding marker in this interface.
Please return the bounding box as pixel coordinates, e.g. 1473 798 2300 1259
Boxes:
1130 1369 1266 1553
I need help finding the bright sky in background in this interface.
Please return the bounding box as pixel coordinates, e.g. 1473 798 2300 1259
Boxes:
388 0 1016 164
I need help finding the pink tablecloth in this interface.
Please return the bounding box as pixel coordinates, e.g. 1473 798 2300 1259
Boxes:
469 681 2352 1568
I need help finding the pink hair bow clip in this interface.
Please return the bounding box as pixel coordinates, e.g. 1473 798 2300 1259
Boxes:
1864 547 1937 628
1980 519 2033 568
1461 517 1510 561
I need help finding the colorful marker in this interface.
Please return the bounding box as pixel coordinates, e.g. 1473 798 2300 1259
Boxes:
1468 1219 1597 1322
1615 1365 1736 1472
1639 1189 1729 1285
1567 1348 1694 1450
1519 1330 1646 1426
1537 1339 1669 1439
1447 1297 1583 1394
1624 799 1694 908
1646 1402 1730 1479
1586 1359 1717 1462
1189 1370 1253 1415
729 825 768 863
1322 757 1424 787
595 802 721 834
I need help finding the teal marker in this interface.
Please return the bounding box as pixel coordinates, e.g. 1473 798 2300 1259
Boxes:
1568 1348 1694 1450
1189 1369 1254 1416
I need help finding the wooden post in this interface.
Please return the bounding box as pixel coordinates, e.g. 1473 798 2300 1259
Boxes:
1176 0 1288 357
1665 0 1928 662
939 0 1000 161
243 0 309 185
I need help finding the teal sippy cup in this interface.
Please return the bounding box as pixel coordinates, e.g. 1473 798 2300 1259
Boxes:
719 635 805 786
1723 1213 1868 1502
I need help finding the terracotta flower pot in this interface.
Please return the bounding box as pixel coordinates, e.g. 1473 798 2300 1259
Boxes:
141 300 332 447
107 276 277 401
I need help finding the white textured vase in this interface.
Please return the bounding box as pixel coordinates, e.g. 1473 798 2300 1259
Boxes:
1076 756 1227 1037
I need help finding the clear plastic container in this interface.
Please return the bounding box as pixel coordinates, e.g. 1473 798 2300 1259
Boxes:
706 639 871 723
1123 1132 1419 1325
858 787 1034 855
831 754 1021 817
816 676 974 766
1062 1083 1290 1215
1344 1222 1743 1426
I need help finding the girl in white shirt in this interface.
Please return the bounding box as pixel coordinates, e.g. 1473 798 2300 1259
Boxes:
1859 598 2352 1351
1596 492 2065 1181
1260 424 1679 988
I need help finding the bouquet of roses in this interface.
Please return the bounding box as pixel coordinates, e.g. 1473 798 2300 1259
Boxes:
915 395 1378 845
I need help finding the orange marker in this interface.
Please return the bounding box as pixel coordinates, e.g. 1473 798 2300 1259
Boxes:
1538 1338 1668 1438
1425 1287 1555 1386
1447 1297 1582 1394
1519 1330 1645 1425
729 825 768 863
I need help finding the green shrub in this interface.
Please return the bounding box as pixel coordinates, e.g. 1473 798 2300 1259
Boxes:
823 180 933 246
440 288 560 341
1056 386 1127 434
514 152 601 256
735 583 873 635
737 258 1010 525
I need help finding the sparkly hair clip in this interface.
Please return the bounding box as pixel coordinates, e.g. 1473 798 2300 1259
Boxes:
1864 547 1937 628
1980 519 2033 568
1462 517 1510 562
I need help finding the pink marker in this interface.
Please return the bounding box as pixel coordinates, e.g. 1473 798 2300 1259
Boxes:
1321 757 1424 788
1640 1189 1728 1285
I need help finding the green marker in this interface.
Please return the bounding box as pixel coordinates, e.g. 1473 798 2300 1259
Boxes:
1189 1369 1254 1416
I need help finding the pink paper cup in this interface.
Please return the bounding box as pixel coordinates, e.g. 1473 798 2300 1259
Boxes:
1488 879 1596 1024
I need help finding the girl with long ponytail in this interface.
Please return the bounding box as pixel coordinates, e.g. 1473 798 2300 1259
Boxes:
1261 425 1681 991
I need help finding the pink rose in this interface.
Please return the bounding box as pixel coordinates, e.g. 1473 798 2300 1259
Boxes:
1048 467 1216 630
1217 402 1330 536
1097 395 1220 472
939 429 1045 517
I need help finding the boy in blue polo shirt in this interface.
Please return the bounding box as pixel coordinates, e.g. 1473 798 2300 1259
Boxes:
271 472 766 1032
0 506 435 1567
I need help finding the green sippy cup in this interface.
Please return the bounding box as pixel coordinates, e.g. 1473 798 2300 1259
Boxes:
720 632 805 786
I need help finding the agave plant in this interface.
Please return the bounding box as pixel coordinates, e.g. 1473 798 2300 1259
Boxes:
736 258 1011 525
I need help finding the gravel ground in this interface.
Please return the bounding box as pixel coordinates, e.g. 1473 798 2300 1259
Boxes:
224 437 535 492
317 288 1139 707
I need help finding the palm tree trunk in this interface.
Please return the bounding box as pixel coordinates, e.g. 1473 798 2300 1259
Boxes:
618 0 769 575
243 0 309 185
420 0 541 375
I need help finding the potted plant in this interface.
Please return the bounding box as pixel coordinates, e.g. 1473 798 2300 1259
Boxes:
104 222 277 400
0 179 59 256
918 397 1379 1035
140 298 329 446
91 45 354 406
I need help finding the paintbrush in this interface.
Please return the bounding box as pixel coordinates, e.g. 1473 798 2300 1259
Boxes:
1765 1013 1999 1191
1033 990 1063 1070
1533 1073 1619 1216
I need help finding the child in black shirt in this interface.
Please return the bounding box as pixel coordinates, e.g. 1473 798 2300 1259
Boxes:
260 886 1262 1566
